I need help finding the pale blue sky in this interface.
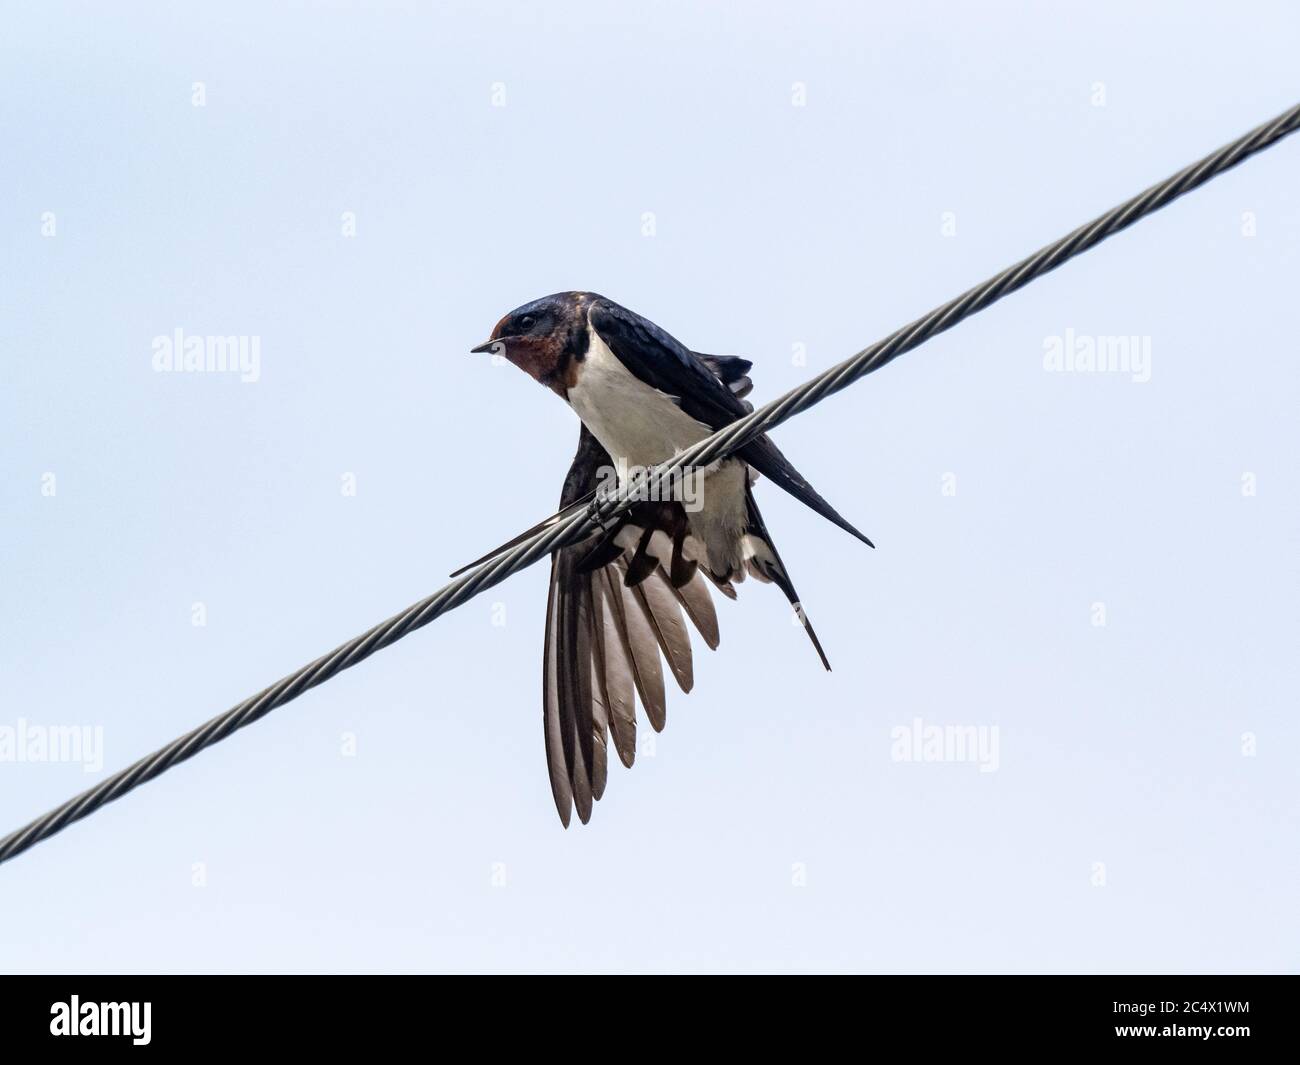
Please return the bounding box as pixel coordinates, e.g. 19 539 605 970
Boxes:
1 1 1297 973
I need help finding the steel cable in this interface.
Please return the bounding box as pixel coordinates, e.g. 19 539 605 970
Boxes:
2 101 1296 867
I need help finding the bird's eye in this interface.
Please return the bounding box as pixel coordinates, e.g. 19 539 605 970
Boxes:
519 315 537 331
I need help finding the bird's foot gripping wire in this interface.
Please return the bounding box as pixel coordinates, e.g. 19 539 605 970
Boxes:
586 491 615 532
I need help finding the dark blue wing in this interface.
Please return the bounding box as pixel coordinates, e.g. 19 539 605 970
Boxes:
588 298 874 548
588 299 747 428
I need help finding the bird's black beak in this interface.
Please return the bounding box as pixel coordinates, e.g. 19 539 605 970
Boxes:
470 339 499 354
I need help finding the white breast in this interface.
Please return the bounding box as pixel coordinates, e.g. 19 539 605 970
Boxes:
567 325 711 468
566 322 751 578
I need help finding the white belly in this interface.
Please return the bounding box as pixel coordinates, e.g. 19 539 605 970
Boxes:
567 326 711 466
567 324 750 578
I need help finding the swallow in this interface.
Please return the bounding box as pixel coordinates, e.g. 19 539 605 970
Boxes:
467 292 871 825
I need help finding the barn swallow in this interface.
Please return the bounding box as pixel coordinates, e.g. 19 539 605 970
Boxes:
468 292 871 825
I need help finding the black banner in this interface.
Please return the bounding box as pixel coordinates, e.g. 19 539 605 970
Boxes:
0 975 1291 1051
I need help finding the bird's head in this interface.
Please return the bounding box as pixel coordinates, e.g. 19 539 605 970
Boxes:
471 292 594 396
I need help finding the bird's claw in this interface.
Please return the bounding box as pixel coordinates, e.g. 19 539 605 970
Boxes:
586 492 610 531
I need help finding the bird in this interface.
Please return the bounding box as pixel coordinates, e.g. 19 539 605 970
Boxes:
467 291 871 826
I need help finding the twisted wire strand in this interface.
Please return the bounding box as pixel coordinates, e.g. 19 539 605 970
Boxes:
3 102 1296 867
